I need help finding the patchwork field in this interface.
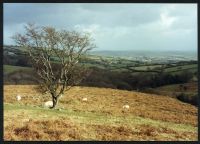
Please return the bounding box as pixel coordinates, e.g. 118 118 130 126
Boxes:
4 65 32 74
4 85 198 141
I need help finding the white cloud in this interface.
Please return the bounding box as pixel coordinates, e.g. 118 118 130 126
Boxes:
160 12 177 28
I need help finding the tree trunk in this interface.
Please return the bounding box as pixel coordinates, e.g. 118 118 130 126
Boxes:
50 96 58 109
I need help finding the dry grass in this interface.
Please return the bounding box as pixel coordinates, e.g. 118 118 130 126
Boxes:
4 118 84 141
4 85 198 141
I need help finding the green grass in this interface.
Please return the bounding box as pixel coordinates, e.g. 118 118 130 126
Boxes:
131 64 197 73
156 84 181 91
83 63 106 69
4 65 32 74
134 65 162 71
170 68 197 75
164 64 197 72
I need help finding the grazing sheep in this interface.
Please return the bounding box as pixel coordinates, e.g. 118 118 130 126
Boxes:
16 95 21 101
82 97 88 102
123 104 130 109
44 101 53 108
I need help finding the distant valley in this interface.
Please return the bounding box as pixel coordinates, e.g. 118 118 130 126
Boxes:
90 50 197 63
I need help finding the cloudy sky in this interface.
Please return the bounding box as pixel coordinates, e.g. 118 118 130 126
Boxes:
4 3 197 51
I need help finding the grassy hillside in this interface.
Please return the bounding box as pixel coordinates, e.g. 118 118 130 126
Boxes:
164 64 197 72
155 82 197 93
144 82 197 96
4 65 32 74
4 85 197 141
143 82 198 106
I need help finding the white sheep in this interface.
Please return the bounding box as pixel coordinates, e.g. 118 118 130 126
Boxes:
16 95 21 101
123 104 130 109
82 97 88 102
44 101 53 108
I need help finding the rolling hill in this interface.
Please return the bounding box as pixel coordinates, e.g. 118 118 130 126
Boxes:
4 85 198 141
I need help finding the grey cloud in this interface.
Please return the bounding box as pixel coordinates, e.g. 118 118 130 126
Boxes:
4 3 162 28
3 3 197 52
80 4 163 27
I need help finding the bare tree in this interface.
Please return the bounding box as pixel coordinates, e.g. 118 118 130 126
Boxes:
12 23 96 109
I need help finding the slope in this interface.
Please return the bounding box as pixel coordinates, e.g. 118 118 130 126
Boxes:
4 85 198 141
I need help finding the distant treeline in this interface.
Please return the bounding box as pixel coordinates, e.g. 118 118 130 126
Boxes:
4 50 197 88
4 65 194 91
4 53 32 67
80 67 195 90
